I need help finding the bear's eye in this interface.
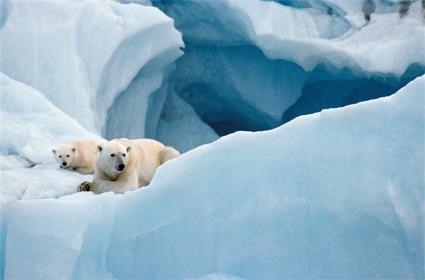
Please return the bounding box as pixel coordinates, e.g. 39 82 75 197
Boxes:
59 155 62 158
110 154 115 157
66 155 70 157
122 153 126 157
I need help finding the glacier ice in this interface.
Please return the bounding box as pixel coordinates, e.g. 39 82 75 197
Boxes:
161 45 308 133
0 0 183 136
1 76 424 279
1 0 425 278
225 0 425 75
150 0 425 150
154 91 219 153
1 0 423 151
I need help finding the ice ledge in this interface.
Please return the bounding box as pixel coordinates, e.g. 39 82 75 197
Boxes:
227 0 425 76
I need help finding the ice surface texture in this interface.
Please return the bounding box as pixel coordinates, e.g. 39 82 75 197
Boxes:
0 0 183 134
1 76 424 278
225 0 425 74
150 0 424 151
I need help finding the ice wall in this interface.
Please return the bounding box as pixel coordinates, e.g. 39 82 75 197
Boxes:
2 76 424 279
0 0 183 135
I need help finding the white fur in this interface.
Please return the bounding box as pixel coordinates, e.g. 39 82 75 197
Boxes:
52 139 99 174
78 138 180 193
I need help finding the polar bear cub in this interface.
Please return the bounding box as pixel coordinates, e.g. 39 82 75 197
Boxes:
78 138 180 193
52 139 99 174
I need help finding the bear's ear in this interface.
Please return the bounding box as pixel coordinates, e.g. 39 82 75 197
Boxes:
97 145 103 152
52 149 56 154
126 146 131 152
71 148 76 153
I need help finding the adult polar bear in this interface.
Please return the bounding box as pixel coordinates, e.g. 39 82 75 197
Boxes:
78 138 180 194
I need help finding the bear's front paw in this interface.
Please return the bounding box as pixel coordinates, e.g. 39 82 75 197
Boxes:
78 181 92 192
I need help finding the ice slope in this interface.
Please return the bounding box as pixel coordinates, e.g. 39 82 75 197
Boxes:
0 0 183 135
2 76 423 279
0 73 99 201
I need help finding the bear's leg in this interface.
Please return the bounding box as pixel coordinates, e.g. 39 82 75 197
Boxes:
91 178 139 194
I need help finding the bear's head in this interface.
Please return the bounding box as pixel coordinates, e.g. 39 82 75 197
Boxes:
97 140 131 177
52 144 77 169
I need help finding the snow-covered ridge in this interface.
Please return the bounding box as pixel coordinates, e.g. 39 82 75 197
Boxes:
228 0 425 75
1 76 423 278
0 0 184 134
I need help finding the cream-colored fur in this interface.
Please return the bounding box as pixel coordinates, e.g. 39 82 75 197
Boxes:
52 139 99 174
78 138 180 193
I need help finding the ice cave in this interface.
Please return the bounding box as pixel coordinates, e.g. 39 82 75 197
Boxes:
0 0 424 279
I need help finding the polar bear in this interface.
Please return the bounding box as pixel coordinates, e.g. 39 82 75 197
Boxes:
52 138 99 174
78 138 180 193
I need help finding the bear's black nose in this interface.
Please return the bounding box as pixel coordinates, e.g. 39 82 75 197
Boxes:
62 162 67 167
117 164 125 171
